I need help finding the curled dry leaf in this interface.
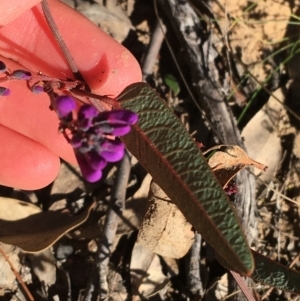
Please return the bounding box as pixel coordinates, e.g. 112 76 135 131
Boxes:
206 145 267 188
137 182 195 259
0 197 95 253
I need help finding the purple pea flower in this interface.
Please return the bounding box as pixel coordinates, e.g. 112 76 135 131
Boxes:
93 110 138 136
85 151 107 170
77 104 98 131
54 95 138 183
75 152 103 183
98 139 125 162
78 104 98 120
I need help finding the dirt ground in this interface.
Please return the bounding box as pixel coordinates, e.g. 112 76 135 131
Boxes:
1 0 300 300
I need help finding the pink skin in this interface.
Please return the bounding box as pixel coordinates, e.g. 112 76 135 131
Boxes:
0 0 142 189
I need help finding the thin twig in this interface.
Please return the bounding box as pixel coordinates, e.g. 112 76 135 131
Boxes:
65 270 72 301
0 246 34 301
186 234 204 300
41 0 90 89
99 151 131 299
41 0 78 74
141 20 166 82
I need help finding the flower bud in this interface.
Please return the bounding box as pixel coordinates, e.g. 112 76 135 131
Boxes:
99 139 125 162
78 104 98 131
55 95 76 117
0 87 11 96
11 70 32 80
31 85 44 94
78 104 98 120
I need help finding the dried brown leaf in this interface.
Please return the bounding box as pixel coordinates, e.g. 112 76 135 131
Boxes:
0 197 95 253
137 182 195 259
206 145 267 188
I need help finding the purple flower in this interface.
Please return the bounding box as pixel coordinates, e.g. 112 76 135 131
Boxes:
95 110 139 125
11 70 32 80
56 95 76 118
93 110 138 135
0 68 138 183
76 152 103 183
78 104 98 131
98 139 125 162
0 87 11 96
53 97 138 183
95 123 131 136
85 151 107 170
78 104 98 120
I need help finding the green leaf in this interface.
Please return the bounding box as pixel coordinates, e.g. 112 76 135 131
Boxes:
251 250 300 294
116 83 254 276
164 73 180 96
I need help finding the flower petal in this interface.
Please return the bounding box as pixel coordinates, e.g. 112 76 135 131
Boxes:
100 139 125 152
76 153 102 182
95 110 138 125
97 124 131 136
101 148 125 162
99 139 125 162
85 151 107 170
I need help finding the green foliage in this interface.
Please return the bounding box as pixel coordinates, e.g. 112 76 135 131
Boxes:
251 250 300 294
164 73 180 96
